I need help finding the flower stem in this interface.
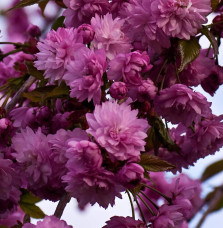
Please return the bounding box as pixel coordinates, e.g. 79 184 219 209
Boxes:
134 195 147 225
136 193 155 216
141 183 172 204
139 191 159 210
126 190 135 219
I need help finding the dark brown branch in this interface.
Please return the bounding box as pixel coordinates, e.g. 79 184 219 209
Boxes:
54 193 71 219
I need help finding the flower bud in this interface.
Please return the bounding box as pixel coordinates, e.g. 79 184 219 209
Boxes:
109 82 127 99
77 24 95 44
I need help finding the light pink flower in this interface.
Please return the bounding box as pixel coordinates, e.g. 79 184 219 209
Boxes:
154 84 212 126
91 13 132 60
150 0 211 39
86 100 149 161
35 27 84 83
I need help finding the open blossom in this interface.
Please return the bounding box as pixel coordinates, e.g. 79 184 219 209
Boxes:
182 115 223 164
91 13 132 60
150 204 184 228
151 0 211 39
63 168 123 209
64 48 107 104
103 216 146 228
107 51 152 86
154 84 212 126
170 174 203 219
66 140 103 173
23 215 72 228
120 0 170 51
35 27 84 83
63 0 110 28
86 100 149 162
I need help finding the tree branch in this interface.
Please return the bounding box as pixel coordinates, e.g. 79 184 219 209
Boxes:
196 186 223 228
5 76 36 113
54 193 71 219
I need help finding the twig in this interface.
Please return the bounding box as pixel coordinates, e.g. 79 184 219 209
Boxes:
5 76 36 113
54 193 71 219
141 183 172 204
126 190 135 219
196 186 223 228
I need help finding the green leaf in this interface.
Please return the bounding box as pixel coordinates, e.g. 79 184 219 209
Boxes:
22 83 69 102
25 61 44 80
6 0 42 12
45 82 70 99
20 189 42 204
19 202 45 219
211 0 220 11
51 16 65 31
201 160 223 182
177 37 201 72
200 26 219 57
19 189 45 219
139 153 175 172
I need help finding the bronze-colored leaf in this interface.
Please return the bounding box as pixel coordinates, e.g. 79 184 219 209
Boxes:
139 153 175 172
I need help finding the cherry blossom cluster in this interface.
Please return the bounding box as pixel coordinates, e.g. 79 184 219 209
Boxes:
0 0 223 227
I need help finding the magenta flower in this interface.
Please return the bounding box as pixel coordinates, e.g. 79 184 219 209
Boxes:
63 168 123 209
109 82 128 100
182 115 223 164
0 157 21 219
170 174 203 219
35 27 84 83
107 51 152 86
63 0 110 28
151 0 211 39
201 65 223 96
103 216 146 228
91 13 132 60
137 78 157 101
64 48 107 104
0 207 24 227
154 84 212 126
86 100 149 161
66 140 103 173
116 163 144 188
77 24 95 44
150 204 184 228
120 0 170 52
23 215 72 228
